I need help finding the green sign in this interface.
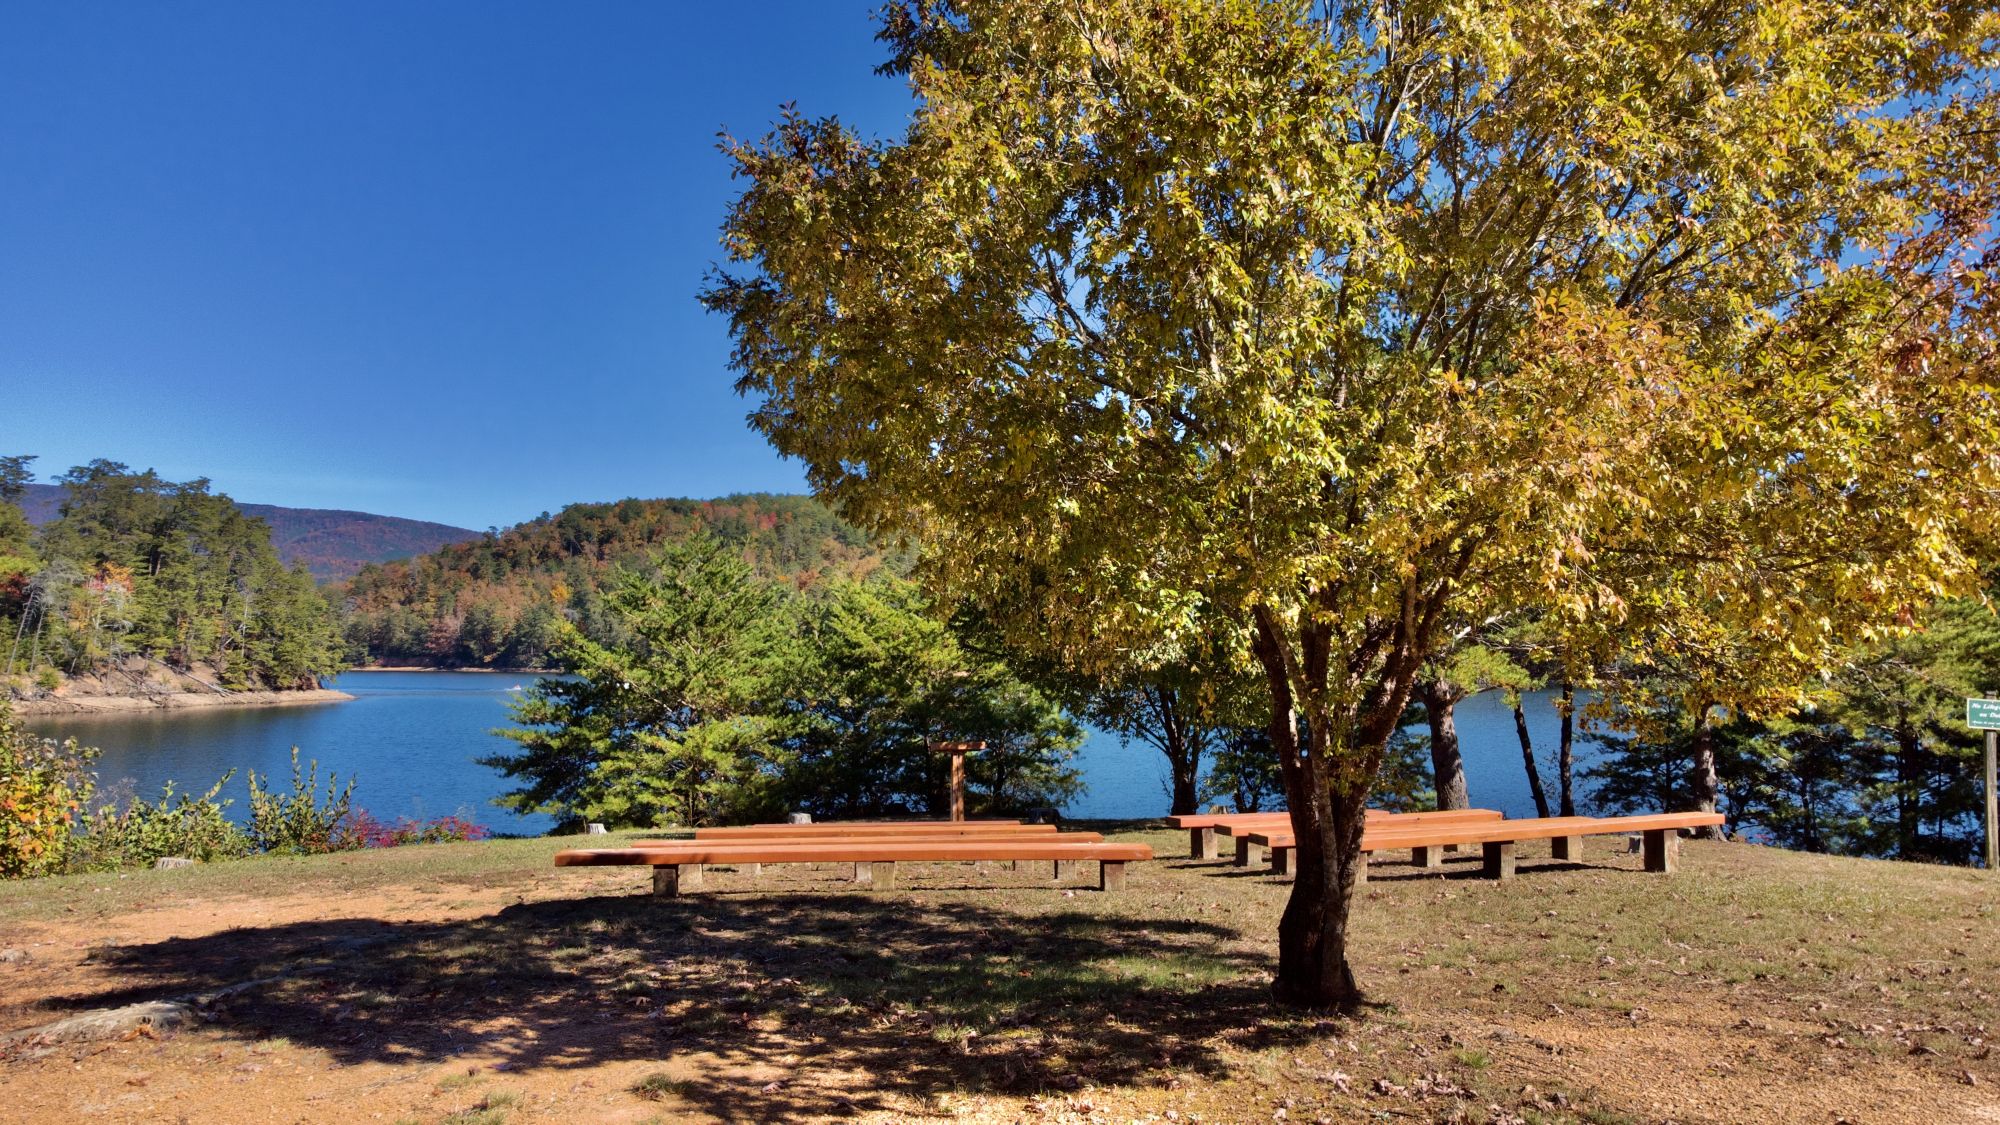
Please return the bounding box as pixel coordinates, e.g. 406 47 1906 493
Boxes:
1969 698 2000 731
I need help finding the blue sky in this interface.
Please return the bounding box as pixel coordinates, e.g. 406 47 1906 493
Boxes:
0 1 910 530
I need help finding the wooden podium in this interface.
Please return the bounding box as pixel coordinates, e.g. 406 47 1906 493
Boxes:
929 740 987 821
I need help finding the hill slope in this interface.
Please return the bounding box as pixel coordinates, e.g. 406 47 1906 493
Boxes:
341 493 909 668
20 482 477 583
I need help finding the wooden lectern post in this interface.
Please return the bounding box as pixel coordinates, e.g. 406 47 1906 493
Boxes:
929 740 987 821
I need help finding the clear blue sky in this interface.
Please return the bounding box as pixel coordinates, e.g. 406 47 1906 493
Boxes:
0 1 910 530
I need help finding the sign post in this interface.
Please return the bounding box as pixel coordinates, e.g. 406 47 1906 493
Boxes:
1969 698 2000 871
929 741 987 822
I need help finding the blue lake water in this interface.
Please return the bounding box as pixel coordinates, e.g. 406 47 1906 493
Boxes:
25 671 1600 834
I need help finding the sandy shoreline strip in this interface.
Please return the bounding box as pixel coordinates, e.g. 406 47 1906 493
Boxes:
10 688 355 717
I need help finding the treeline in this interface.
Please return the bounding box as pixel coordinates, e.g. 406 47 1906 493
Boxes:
488 532 1078 827
0 457 344 692
1576 593 2000 864
339 494 909 668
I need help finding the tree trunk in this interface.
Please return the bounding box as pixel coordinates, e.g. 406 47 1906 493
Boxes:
1248 590 1440 1011
1270 705 1368 1010
1557 683 1576 818
1687 704 1725 840
1158 688 1203 816
1894 707 1920 858
1419 680 1470 811
1512 700 1552 819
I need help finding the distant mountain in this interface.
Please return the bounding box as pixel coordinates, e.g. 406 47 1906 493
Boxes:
18 482 478 583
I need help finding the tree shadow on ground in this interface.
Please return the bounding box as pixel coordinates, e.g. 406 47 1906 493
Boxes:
30 888 1280 1120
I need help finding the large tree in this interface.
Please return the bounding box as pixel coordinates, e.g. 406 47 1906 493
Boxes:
706 0 2000 1008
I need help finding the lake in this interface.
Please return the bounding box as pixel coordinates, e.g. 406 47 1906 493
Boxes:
24 670 1603 835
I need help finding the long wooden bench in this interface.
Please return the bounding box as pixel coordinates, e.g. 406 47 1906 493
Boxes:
1244 812 1725 880
692 820 1049 839
1170 809 1505 862
629 829 1098 882
555 838 1153 894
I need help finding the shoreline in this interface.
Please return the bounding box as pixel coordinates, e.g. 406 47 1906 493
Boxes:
10 688 356 717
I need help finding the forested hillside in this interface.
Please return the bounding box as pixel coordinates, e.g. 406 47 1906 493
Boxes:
1 458 346 692
18 483 476 582
340 494 910 668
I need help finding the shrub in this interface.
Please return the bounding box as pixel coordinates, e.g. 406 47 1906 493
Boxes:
71 773 250 871
247 748 355 855
337 809 490 849
0 704 95 879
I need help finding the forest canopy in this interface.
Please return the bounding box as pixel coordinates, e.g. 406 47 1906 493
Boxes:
340 493 908 669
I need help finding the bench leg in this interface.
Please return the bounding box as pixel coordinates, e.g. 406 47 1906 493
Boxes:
1271 846 1292 876
854 861 873 884
1411 844 1445 870
653 864 703 896
1190 827 1219 860
1352 854 1367 885
1551 835 1583 862
744 862 762 878
1052 859 1076 880
1481 841 1516 880
1642 828 1679 873
872 860 898 889
1099 861 1127 891
1233 836 1252 866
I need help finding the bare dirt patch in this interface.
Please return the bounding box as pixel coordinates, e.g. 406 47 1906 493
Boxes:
1 830 1994 1123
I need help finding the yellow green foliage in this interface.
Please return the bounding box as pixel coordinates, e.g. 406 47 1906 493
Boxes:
706 0 2000 1007
0 703 95 879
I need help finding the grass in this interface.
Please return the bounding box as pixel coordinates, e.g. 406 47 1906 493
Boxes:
1 823 1995 1123
630 1071 690 1101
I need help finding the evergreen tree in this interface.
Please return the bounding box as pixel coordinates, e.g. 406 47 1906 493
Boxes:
486 532 797 828
782 578 1083 818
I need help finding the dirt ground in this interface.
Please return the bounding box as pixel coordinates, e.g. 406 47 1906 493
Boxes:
0 828 1995 1124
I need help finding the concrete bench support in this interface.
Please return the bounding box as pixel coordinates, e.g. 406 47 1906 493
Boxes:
854 861 873 883
1481 840 1516 880
1642 828 1679 874
1099 861 1127 891
1189 827 1220 861
1234 837 1264 867
1551 835 1583 862
1411 844 1446 870
1271 846 1294 875
653 864 703 896
1052 859 1076 880
871 861 898 889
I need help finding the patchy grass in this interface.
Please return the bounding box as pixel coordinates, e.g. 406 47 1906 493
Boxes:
0 824 1994 1123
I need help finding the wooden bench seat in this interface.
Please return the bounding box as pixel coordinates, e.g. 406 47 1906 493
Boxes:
692 820 1049 839
555 839 1153 894
1245 812 1725 880
633 831 1100 847
630 830 1100 881
1172 809 1504 862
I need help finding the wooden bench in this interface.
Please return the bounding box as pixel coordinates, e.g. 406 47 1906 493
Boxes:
631 829 1097 881
1171 809 1505 863
1245 812 1725 880
692 820 1050 839
555 838 1153 895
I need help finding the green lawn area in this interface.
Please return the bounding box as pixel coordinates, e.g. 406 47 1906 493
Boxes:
1 824 1994 1123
